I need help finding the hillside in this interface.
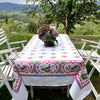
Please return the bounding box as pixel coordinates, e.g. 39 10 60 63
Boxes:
0 2 35 14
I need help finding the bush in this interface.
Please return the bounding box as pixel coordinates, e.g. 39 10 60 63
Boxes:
95 24 100 35
27 21 38 34
72 21 96 35
56 24 65 34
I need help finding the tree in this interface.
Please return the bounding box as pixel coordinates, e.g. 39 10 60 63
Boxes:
26 0 100 34
27 21 37 33
16 25 22 33
0 12 6 19
8 18 14 24
33 14 51 27
3 18 16 34
5 15 8 24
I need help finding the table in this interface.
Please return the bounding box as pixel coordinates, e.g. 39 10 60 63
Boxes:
12 34 91 100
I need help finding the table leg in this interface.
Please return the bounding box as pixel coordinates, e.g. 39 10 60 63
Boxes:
30 86 34 98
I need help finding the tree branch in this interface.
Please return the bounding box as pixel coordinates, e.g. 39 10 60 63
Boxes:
46 0 57 13
57 0 66 20
46 0 63 22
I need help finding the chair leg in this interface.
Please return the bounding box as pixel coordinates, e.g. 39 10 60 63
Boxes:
90 81 98 99
67 85 70 98
0 64 12 96
30 86 34 98
0 54 5 61
96 94 100 100
89 67 95 78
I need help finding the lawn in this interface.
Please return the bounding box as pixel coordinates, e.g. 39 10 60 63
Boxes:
0 34 100 100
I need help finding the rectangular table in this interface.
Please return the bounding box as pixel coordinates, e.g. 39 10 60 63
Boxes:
12 34 91 100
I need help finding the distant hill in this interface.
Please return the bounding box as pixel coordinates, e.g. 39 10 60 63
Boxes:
0 2 99 14
0 2 35 14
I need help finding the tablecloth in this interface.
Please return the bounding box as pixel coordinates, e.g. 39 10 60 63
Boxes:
12 34 91 100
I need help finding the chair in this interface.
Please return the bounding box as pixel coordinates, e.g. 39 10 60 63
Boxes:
83 45 100 100
88 57 100 100
0 28 34 98
78 39 100 60
0 61 13 96
50 26 56 30
0 28 27 62
0 49 16 96
84 45 100 65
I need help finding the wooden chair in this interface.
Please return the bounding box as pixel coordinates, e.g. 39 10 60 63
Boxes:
83 45 100 100
0 61 13 96
0 28 34 98
0 28 27 62
88 57 100 100
0 48 17 96
78 39 100 60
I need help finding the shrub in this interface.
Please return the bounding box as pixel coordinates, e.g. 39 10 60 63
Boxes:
56 24 65 34
72 21 96 35
95 24 100 35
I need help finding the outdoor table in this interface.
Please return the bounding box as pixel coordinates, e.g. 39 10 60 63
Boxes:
12 34 91 100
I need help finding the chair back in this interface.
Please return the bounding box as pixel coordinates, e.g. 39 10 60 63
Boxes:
50 26 56 30
0 28 11 49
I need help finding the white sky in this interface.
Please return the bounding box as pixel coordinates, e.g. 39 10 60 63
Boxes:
0 0 32 4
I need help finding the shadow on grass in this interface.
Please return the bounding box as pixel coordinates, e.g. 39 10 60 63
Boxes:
28 87 70 100
0 75 99 100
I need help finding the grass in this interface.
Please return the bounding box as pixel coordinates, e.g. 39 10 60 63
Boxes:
0 34 100 100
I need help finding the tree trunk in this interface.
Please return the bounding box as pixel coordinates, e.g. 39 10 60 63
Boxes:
63 11 70 35
64 25 69 35
64 17 69 35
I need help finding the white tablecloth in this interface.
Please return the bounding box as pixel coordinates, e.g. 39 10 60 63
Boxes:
12 34 91 100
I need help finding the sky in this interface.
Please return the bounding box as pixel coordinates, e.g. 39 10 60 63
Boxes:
0 0 32 4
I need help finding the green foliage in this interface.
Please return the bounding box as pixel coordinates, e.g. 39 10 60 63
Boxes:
8 18 14 24
0 22 2 28
8 23 16 32
69 35 100 42
42 32 57 43
95 11 100 20
95 24 100 35
2 18 16 34
27 21 37 33
0 12 39 34
0 12 6 19
56 24 65 34
7 33 33 42
26 0 100 34
71 21 98 35
33 14 46 27
16 25 22 33
5 16 8 24
2 23 10 34
8 13 31 23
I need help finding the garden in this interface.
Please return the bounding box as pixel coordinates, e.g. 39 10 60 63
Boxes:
0 0 100 100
